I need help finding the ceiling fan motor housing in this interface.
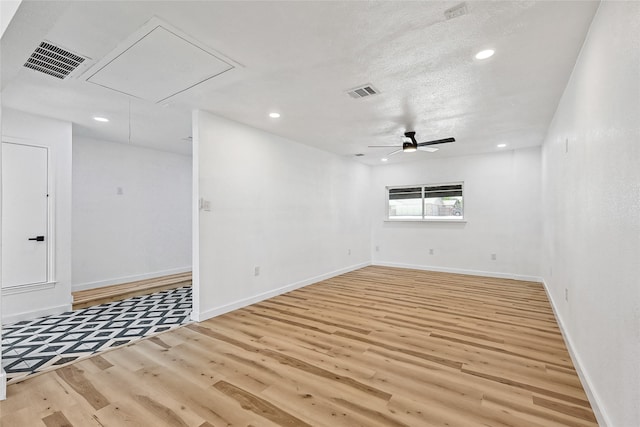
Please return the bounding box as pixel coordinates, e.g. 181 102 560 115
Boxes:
403 141 417 152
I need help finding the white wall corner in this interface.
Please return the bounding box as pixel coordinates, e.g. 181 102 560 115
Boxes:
193 262 371 322
0 369 6 400
541 280 611 427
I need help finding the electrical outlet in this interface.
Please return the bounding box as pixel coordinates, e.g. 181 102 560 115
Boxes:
565 138 569 153
429 249 434 255
348 249 351 255
375 246 379 252
254 266 260 276
565 288 569 302
491 253 497 261
116 187 123 195
199 198 212 212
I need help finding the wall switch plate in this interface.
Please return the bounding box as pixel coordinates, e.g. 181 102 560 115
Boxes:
254 266 260 276
491 253 497 261
565 288 569 302
375 246 379 252
116 187 123 195
429 249 434 255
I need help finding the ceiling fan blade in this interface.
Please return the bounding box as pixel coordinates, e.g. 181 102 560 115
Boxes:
368 145 402 148
417 146 439 153
388 149 403 156
417 137 455 146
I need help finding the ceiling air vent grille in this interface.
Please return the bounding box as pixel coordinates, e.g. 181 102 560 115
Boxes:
24 41 87 79
346 84 379 99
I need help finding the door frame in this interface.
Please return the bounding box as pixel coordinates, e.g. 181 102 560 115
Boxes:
1 138 56 294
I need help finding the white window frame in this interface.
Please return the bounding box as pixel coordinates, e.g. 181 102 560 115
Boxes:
385 181 465 222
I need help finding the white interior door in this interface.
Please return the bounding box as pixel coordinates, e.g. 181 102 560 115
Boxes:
2 142 49 288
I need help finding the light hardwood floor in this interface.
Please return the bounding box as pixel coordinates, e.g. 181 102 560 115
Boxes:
0 266 597 426
72 272 192 309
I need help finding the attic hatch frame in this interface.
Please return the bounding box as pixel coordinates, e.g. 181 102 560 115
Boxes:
83 16 242 104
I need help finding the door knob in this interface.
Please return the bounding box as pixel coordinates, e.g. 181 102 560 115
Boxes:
28 235 45 241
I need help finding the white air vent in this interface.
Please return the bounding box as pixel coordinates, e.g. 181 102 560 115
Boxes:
24 41 89 79
347 84 379 99
444 3 468 20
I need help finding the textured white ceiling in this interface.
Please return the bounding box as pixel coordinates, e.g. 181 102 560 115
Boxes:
1 1 599 163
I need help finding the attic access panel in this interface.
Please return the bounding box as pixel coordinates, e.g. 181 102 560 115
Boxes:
86 20 235 103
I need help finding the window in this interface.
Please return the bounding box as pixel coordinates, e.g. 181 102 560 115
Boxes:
387 182 464 220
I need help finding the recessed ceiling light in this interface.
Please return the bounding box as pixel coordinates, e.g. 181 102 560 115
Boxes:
93 116 109 122
269 112 281 118
475 49 495 60
497 143 507 148
381 158 388 162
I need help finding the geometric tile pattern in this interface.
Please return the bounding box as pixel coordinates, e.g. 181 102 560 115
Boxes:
2 286 191 384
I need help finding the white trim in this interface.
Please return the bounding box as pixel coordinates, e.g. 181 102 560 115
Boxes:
192 262 370 322
384 219 467 223
386 181 465 221
71 266 192 291
373 261 542 282
0 369 6 401
2 303 70 325
2 281 56 295
541 280 611 427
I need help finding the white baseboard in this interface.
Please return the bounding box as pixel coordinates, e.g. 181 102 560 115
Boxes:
72 266 192 292
2 303 71 325
192 262 370 322
541 279 610 427
372 261 542 283
0 369 6 400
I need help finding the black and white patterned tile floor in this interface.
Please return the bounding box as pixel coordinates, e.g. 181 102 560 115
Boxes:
2 286 192 384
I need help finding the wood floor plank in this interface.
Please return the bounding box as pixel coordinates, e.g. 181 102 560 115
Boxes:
55 365 110 411
41 411 73 427
214 380 313 427
1 266 597 427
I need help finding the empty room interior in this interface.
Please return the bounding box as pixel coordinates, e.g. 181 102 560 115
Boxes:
0 1 638 426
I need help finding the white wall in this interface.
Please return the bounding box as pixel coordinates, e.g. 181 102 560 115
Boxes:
193 111 371 320
1 108 72 323
72 137 192 290
0 0 21 39
0 99 5 399
371 147 541 280
541 2 640 426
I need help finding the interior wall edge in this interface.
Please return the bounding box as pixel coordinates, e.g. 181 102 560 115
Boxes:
192 261 371 323
373 261 542 283
0 370 5 401
190 109 200 323
541 279 611 427
71 266 192 292
2 302 71 325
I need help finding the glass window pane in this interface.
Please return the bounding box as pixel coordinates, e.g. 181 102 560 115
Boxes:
424 195 463 219
389 187 422 219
